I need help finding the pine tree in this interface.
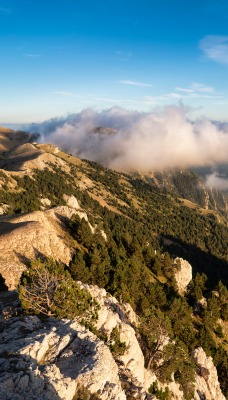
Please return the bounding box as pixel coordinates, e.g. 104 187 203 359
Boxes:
19 258 99 327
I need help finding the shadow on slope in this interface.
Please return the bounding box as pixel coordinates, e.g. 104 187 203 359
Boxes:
0 304 99 400
0 221 32 235
162 234 228 287
0 150 42 171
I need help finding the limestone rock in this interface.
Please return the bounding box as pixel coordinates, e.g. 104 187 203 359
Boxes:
40 198 51 208
0 206 75 289
0 288 225 400
193 347 226 400
100 229 107 241
174 257 192 294
63 195 80 210
0 203 9 215
62 200 95 232
0 316 126 400
78 283 154 389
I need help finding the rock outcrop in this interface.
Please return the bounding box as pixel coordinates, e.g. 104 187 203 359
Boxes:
0 314 126 400
0 288 226 400
0 206 75 289
174 257 192 294
0 197 96 290
79 283 148 386
193 347 226 400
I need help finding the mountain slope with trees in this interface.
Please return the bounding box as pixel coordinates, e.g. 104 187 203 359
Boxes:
0 129 227 398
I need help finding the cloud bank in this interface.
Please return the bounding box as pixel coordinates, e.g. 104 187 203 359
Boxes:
28 106 228 173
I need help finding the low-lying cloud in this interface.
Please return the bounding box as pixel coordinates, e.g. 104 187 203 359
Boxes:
206 172 228 191
28 106 228 173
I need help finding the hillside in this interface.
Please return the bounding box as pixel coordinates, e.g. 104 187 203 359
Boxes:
0 128 228 399
0 133 227 284
136 168 228 219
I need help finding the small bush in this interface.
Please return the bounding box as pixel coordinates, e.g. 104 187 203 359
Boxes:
19 258 99 328
109 326 126 356
149 381 170 400
73 385 101 400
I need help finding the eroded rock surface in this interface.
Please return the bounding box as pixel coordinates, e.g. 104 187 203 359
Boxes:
0 316 126 400
0 207 75 289
174 257 192 294
79 283 151 388
0 288 226 400
193 347 226 400
0 203 94 290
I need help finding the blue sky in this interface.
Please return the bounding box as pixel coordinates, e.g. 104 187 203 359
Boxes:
1 0 228 123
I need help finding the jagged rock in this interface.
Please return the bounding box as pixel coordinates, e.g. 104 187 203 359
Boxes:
192 347 226 400
61 197 95 232
164 381 184 400
0 316 126 400
0 204 9 215
174 257 192 294
0 288 226 400
63 195 80 210
78 283 155 390
40 198 51 208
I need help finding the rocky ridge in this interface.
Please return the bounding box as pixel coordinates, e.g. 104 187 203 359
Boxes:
193 347 226 400
0 286 226 400
0 196 91 290
0 314 126 400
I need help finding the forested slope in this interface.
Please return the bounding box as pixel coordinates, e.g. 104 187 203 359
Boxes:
0 134 227 398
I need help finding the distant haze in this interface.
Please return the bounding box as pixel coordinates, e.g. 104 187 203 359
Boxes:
28 106 228 188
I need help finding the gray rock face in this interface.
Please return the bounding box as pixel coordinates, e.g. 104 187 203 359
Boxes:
79 283 152 388
0 288 225 400
193 347 226 400
0 316 126 400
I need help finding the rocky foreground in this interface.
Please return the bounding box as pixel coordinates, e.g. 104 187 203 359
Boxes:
0 286 225 400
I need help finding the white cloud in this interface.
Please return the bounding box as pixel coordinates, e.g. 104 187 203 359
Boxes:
166 92 184 99
199 35 228 64
118 80 153 87
28 106 228 174
206 172 228 190
176 83 214 94
175 87 195 93
191 83 214 93
172 83 220 101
